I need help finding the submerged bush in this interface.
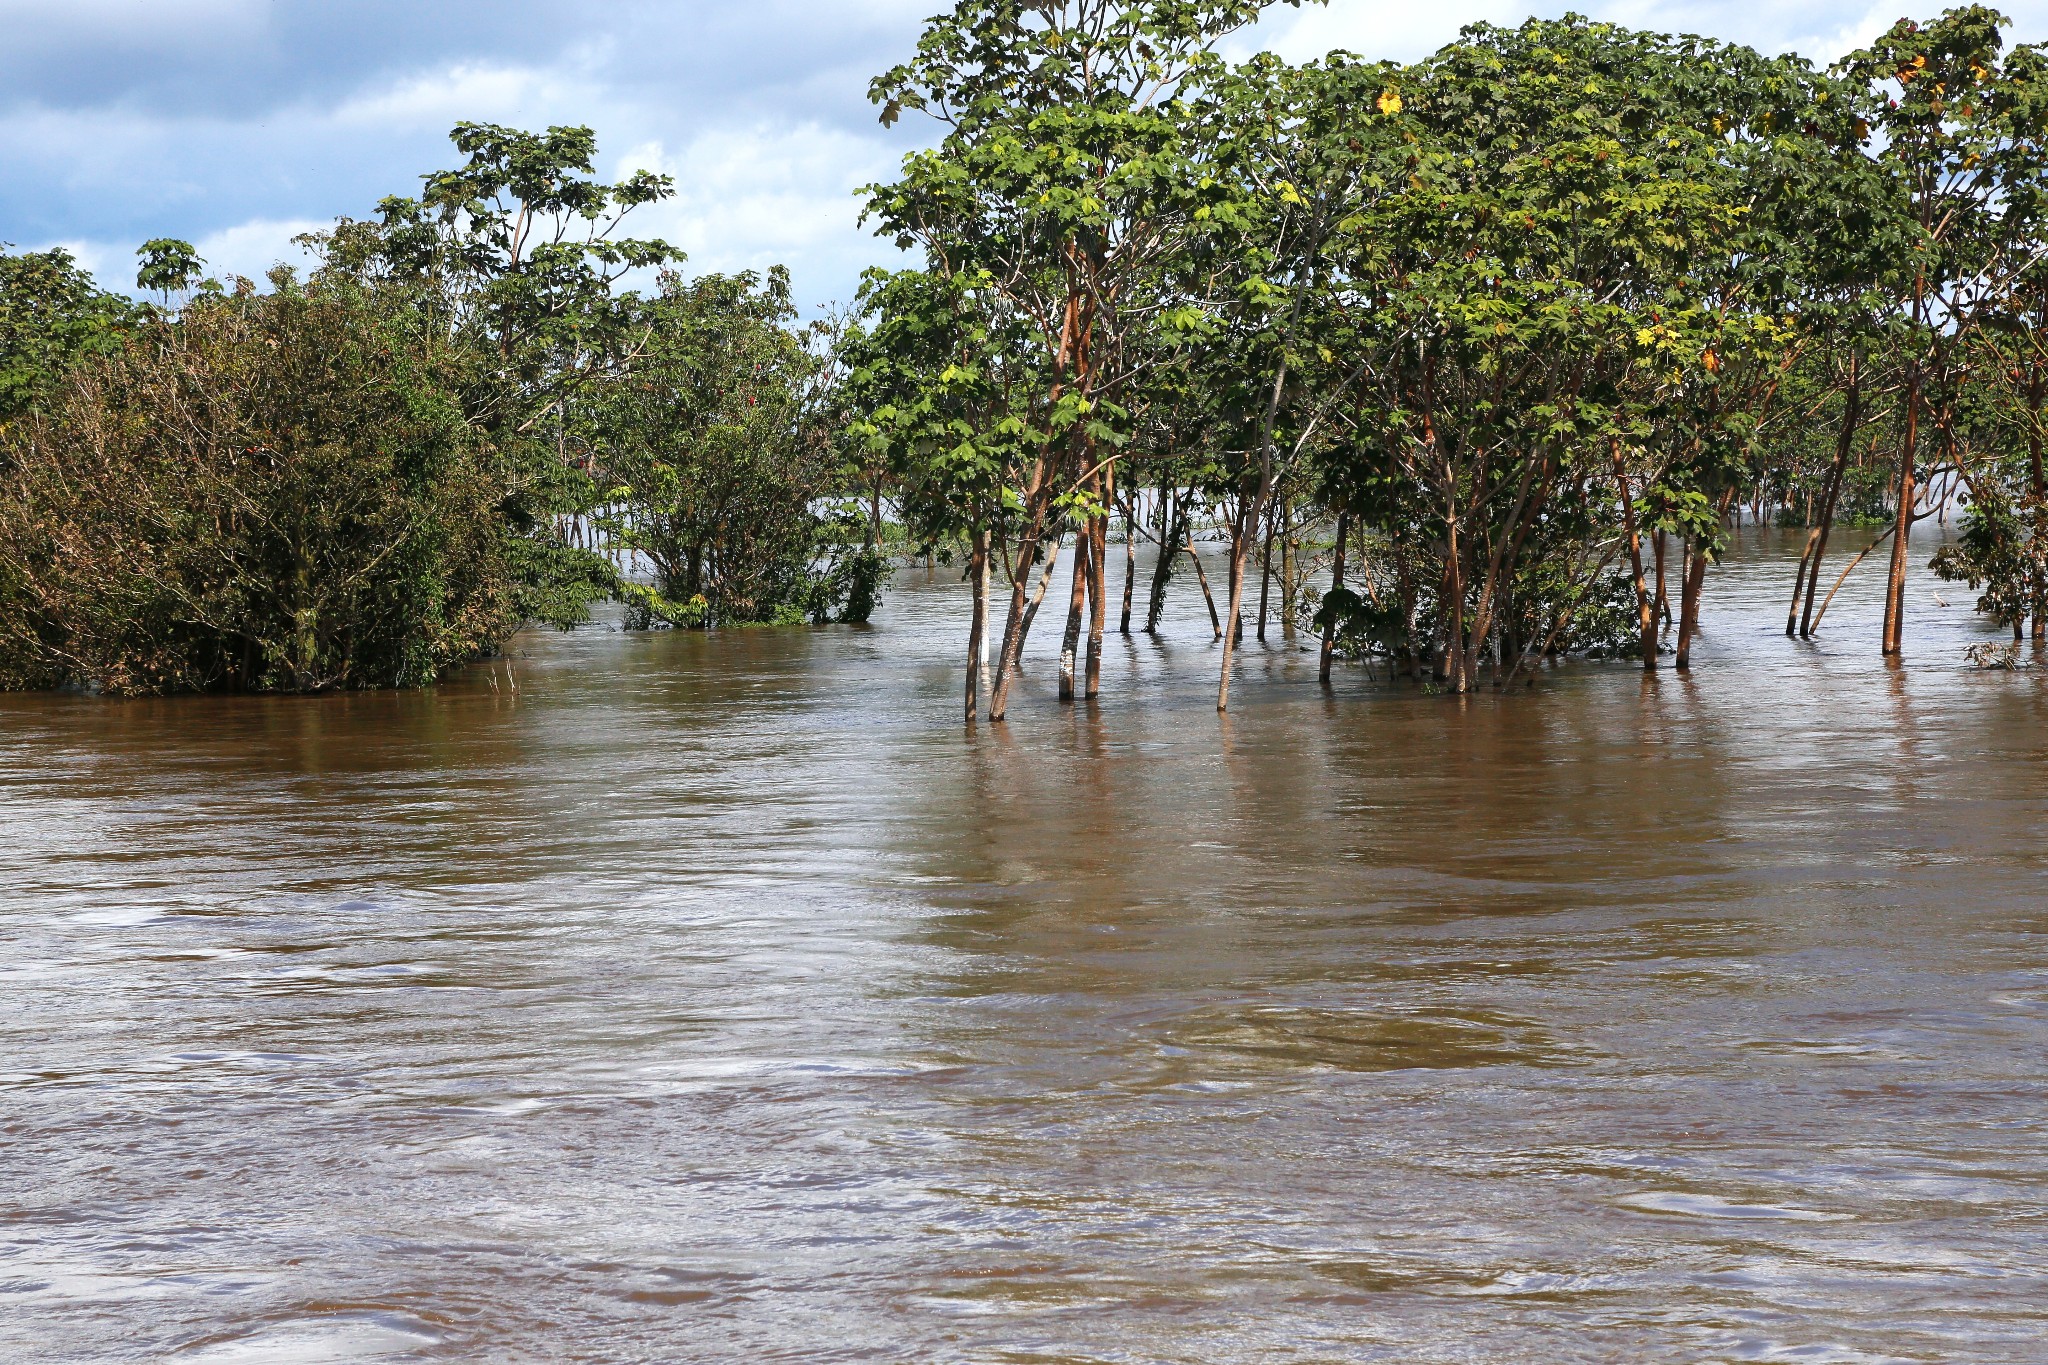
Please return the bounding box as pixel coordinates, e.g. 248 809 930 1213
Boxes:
1932 491 2041 632
0 279 531 694
594 269 884 629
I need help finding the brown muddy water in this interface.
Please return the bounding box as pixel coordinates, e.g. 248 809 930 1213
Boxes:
3 529 2047 1364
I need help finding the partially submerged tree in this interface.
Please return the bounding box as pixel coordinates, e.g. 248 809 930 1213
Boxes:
593 267 879 629
0 276 520 693
866 0 1310 718
309 121 683 628
0 122 883 694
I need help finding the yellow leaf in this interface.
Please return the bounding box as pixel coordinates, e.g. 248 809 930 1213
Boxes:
1377 89 1404 116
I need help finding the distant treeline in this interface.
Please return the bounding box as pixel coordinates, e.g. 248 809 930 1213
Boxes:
0 125 884 695
7 3 2048 709
846 2 2048 718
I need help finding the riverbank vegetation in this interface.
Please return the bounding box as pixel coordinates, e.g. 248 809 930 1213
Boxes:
0 127 877 694
5 2 2048 709
854 1 2048 717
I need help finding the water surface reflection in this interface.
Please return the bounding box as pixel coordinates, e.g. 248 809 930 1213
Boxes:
3 532 2045 1362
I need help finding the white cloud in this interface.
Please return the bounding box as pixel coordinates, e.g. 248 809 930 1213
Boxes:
193 218 325 284
1791 3 1904 63
27 218 322 295
617 122 909 307
332 61 588 133
20 118 908 307
36 237 127 286
1250 0 2048 67
1244 0 1525 63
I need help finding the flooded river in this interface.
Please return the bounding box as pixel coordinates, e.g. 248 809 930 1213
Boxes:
3 530 2046 1363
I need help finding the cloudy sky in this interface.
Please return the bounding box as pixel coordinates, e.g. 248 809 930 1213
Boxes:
6 0 2047 312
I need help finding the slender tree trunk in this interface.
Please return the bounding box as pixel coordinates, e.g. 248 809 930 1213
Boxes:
1678 534 1692 629
1320 511 1349 685
1015 530 1064 660
978 529 993 677
1188 537 1223 639
1086 490 1108 700
1431 555 1456 682
1256 495 1277 643
1058 518 1089 703
1788 523 1822 638
1613 439 1657 671
1677 534 1708 670
1145 486 1179 635
965 528 989 723
1882 363 1923 656
1280 496 1298 641
987 515 1047 723
1653 529 1670 631
1119 491 1137 635
1801 356 1861 638
1445 515 1469 691
2029 363 2046 640
1813 524 1896 633
1399 560 1421 680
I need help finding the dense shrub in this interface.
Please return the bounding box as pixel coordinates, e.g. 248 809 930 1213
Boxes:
0 247 134 426
0 280 529 693
593 269 884 628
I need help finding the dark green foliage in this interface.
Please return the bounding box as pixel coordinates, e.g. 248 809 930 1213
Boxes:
307 123 687 636
832 545 892 625
0 280 527 693
1933 489 2038 626
134 239 205 300
1 118 882 694
593 269 881 629
0 247 134 425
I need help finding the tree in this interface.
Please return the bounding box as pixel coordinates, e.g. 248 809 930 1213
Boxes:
134 238 205 302
866 0 1309 719
1841 7 2015 655
1312 19 1759 690
309 122 682 629
845 265 1035 718
592 268 877 629
1183 52 1406 708
0 246 135 427
0 275 524 693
